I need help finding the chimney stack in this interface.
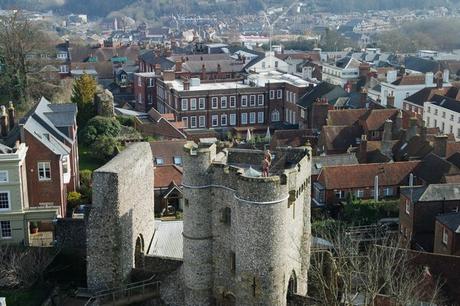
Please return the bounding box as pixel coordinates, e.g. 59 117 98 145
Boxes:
433 134 448 158
359 134 367 163
435 71 443 88
425 72 434 87
175 59 182 72
406 117 418 141
183 79 190 91
360 87 368 109
387 94 395 108
163 70 175 81
383 119 393 142
154 64 161 76
443 69 450 83
7 101 15 130
0 106 8 137
201 64 206 80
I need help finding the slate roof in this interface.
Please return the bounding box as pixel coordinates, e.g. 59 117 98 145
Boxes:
417 183 460 202
154 165 183 188
148 220 183 260
415 153 460 184
311 153 359 176
447 152 460 169
430 94 460 113
392 135 433 161
437 212 460 233
139 51 175 69
404 56 440 74
405 87 453 106
298 82 348 108
317 161 420 189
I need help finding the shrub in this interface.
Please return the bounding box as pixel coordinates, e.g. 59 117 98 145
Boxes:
343 199 399 225
90 136 119 162
67 191 82 208
79 116 121 146
116 115 135 127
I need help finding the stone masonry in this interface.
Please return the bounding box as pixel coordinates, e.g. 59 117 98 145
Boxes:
86 142 155 290
182 142 312 306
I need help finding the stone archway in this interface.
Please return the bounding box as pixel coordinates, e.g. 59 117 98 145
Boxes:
135 234 145 268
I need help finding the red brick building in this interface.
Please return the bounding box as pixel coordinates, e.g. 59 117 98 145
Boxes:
313 161 420 207
434 212 460 256
20 98 79 217
399 183 460 252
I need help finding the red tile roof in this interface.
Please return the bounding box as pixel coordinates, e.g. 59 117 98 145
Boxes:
317 161 420 189
327 109 366 126
150 139 187 164
154 165 183 188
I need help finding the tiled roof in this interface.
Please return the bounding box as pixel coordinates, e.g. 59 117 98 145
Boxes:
327 109 367 126
321 125 361 152
418 183 460 202
317 161 420 189
360 109 399 131
270 129 315 149
311 153 358 176
437 212 460 233
150 139 187 166
392 74 427 86
154 164 183 188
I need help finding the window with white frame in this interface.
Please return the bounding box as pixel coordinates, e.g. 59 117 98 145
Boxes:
221 96 227 109
190 116 197 128
334 190 344 199
230 96 236 108
212 115 219 127
59 65 68 73
0 221 11 239
355 189 364 198
257 95 264 106
257 112 264 123
292 93 296 103
405 199 410 215
155 158 164 165
271 110 280 122
241 95 248 107
249 112 256 124
442 227 449 245
230 113 236 126
0 171 8 183
138 76 142 87
190 98 197 110
174 156 182 165
199 116 206 127
38 162 51 181
269 90 275 100
249 95 256 106
0 191 10 210
241 113 247 124
212 97 218 109
181 99 188 111
148 78 154 87
383 187 393 197
182 117 188 128
277 89 282 99
199 98 205 109
221 114 227 126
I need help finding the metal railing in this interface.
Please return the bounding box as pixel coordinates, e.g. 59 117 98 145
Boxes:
85 275 161 306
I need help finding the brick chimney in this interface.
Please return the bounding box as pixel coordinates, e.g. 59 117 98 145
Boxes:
433 134 448 157
154 64 161 76
406 117 418 141
163 70 175 81
0 106 8 137
387 94 395 108
360 88 368 109
175 60 182 72
201 64 206 80
359 134 367 163
435 71 443 88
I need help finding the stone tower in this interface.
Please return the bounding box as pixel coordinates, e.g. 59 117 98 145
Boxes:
182 142 312 306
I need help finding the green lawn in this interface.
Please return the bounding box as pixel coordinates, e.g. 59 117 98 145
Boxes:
0 286 51 306
78 145 104 172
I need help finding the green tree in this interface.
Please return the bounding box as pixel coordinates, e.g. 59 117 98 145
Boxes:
71 74 97 128
91 136 119 162
79 116 121 146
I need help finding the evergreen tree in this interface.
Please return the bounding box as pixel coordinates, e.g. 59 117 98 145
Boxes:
71 74 97 128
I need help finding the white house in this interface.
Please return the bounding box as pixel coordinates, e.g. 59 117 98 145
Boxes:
247 51 289 73
424 95 460 140
321 57 361 87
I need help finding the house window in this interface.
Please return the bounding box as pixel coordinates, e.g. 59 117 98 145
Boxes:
0 171 8 183
221 114 227 126
230 113 236 126
199 98 205 109
426 117 430 126
275 61 279 68
38 162 51 181
334 190 344 199
0 221 11 239
442 111 446 118
355 189 364 198
211 97 218 109
257 112 264 123
249 95 256 106
230 96 236 107
0 191 10 211
434 109 438 115
270 90 275 100
241 113 247 124
138 76 142 87
257 95 264 106
174 156 182 166
271 110 280 122
199 115 206 128
249 112 256 124
221 96 227 109
148 78 154 87
155 158 164 165
190 116 197 128
181 99 188 111
405 199 410 215
59 65 68 73
212 115 219 127
277 89 282 99
441 122 445 133
383 187 393 197
241 95 248 107
442 227 449 245
451 114 454 121
190 98 197 110
182 117 188 128
427 106 431 113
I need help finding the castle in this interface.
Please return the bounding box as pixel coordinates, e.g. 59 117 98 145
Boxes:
182 141 312 306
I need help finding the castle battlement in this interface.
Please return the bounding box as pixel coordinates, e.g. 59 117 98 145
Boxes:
182 141 312 306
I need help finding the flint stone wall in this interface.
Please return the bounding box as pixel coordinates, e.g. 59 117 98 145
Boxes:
86 142 155 290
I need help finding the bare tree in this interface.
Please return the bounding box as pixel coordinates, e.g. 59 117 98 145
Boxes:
308 225 445 305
